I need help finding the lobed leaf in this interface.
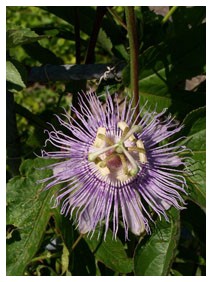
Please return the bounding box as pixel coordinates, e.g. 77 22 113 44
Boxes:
6 158 56 276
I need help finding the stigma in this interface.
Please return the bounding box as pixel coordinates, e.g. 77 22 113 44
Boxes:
88 122 147 182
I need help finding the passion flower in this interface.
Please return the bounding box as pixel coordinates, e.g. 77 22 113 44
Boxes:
39 92 188 240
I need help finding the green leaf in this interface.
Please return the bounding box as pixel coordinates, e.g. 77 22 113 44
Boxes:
6 60 26 92
180 107 206 210
170 269 183 276
6 158 56 276
172 7 206 34
42 7 124 46
137 66 203 119
71 235 96 275
124 22 205 118
23 42 64 65
6 28 49 49
97 28 113 55
123 42 205 119
134 208 180 276
167 23 205 79
85 229 133 274
113 44 129 61
61 244 70 275
53 209 74 275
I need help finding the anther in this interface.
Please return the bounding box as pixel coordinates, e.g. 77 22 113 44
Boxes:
127 147 145 154
98 134 114 146
118 153 128 175
121 125 142 142
99 154 117 168
122 146 139 176
93 127 106 148
136 140 147 163
122 127 130 139
88 144 117 162
118 121 130 139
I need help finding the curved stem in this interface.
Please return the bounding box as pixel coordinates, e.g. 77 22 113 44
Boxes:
107 7 127 30
125 7 139 118
70 233 84 253
161 6 178 25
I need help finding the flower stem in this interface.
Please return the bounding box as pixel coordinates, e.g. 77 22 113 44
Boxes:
125 7 139 117
161 6 178 25
71 233 84 252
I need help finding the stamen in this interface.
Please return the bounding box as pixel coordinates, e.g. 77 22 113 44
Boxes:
94 157 102 164
90 124 144 179
96 163 110 176
118 122 130 139
122 127 130 139
118 121 129 131
127 147 146 153
93 127 106 148
121 125 142 142
118 153 128 175
98 134 114 146
99 153 118 168
88 144 117 162
122 146 139 176
136 140 147 163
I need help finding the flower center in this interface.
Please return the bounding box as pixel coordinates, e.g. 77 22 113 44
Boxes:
88 122 147 182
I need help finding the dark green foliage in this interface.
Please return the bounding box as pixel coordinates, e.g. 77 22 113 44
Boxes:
134 208 180 275
6 6 206 276
7 158 57 275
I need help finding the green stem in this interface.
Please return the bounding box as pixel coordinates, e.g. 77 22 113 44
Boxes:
70 234 84 253
125 7 139 117
161 6 178 25
30 253 59 262
107 7 127 30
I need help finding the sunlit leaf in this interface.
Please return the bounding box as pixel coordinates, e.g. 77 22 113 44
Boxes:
85 229 133 274
97 28 113 55
6 158 56 275
6 60 26 92
134 208 180 276
7 28 49 49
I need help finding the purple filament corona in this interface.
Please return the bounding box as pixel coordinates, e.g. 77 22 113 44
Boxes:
39 92 189 240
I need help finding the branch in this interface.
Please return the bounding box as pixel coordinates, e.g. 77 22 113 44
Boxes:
125 7 139 116
14 103 51 130
84 7 107 64
74 7 81 64
28 62 126 83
